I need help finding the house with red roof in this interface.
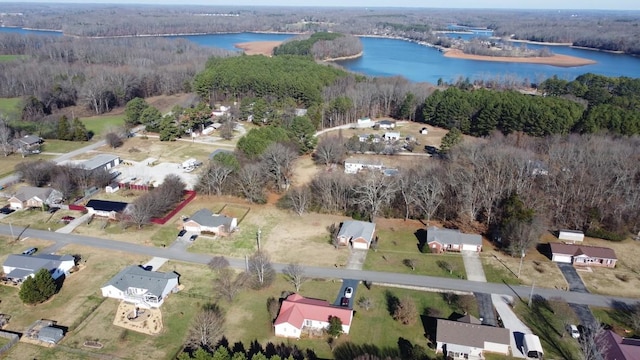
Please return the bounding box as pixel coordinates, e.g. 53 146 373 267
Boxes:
274 293 353 339
601 330 640 360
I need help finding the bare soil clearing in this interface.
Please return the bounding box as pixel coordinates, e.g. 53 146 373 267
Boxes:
443 48 597 67
234 41 282 56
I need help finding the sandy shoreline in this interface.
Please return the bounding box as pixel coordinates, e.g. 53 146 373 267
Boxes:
234 41 363 61
443 48 596 67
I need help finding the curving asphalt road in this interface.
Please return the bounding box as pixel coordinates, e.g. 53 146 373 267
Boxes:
0 224 637 309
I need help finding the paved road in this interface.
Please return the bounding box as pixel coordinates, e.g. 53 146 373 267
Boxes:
0 224 637 309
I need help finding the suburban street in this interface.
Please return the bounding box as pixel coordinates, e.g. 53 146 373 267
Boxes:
0 223 637 309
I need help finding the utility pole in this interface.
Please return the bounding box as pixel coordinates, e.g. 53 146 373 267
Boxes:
9 221 14 239
518 250 525 278
528 280 536 307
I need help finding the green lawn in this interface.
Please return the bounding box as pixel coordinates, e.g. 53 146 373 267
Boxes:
481 256 523 285
0 97 21 119
0 55 27 62
514 298 581 359
150 226 179 247
80 114 125 137
41 139 91 153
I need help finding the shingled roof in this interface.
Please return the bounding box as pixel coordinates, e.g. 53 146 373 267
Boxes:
12 186 54 202
427 226 482 246
189 209 235 227
436 318 510 348
103 266 178 297
337 220 376 242
549 243 617 259
274 293 352 329
3 254 74 280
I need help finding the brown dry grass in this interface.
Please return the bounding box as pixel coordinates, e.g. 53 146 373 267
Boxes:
443 48 597 67
234 41 282 56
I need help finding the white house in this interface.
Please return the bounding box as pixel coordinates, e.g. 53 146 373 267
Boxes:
426 226 483 253
344 158 384 174
183 209 238 235
558 230 584 244
105 183 120 193
274 293 353 339
86 199 129 220
377 119 395 129
356 117 374 128
420 127 429 135
101 266 179 309
384 132 401 141
436 317 511 359
2 254 75 282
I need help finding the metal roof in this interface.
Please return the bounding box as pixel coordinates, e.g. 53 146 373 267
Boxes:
3 254 74 280
103 266 178 298
86 199 129 212
81 154 119 171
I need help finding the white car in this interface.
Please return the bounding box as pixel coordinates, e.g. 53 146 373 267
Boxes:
569 324 580 339
344 287 353 299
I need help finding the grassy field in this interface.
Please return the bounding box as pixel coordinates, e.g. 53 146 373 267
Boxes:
80 114 125 137
0 97 21 119
0 55 27 62
0 207 79 232
481 256 522 285
514 298 581 359
41 139 90 154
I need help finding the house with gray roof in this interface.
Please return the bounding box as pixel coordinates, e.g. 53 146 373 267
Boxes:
8 186 62 209
2 254 75 282
12 134 42 154
101 266 179 308
427 226 483 253
81 154 121 172
337 220 376 250
183 209 237 235
436 317 511 358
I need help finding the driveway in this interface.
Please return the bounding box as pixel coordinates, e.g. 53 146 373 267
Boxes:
56 213 92 234
492 294 532 359
333 279 359 309
557 263 589 293
346 249 368 270
462 252 496 326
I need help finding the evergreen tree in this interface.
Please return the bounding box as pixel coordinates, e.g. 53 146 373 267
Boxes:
139 106 163 132
289 116 317 154
327 315 343 338
124 97 149 127
56 115 71 140
19 268 57 304
440 127 463 153
159 116 181 141
71 117 89 141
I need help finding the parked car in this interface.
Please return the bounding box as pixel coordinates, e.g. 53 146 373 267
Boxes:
340 297 350 307
48 207 60 213
61 216 75 222
0 207 15 215
22 247 37 256
178 229 187 237
189 234 198 241
344 287 353 298
569 324 580 339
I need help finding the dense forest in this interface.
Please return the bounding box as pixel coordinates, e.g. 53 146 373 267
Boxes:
273 32 363 60
423 73 640 137
1 4 638 54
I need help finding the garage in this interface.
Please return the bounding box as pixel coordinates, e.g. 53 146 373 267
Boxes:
352 239 369 250
552 254 573 263
462 244 479 252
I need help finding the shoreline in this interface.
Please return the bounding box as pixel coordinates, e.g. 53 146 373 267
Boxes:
234 40 363 61
442 48 596 67
322 51 363 62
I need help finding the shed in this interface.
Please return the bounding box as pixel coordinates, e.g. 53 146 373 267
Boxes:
38 326 64 344
558 230 584 244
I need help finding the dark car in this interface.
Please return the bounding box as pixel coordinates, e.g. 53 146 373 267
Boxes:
0 207 15 215
61 215 75 222
178 229 187 237
340 297 350 307
48 207 60 213
189 234 198 241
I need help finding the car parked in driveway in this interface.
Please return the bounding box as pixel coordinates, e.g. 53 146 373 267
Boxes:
340 297 350 307
0 207 15 215
48 207 60 213
189 234 198 241
178 229 187 237
61 216 75 222
344 287 353 298
569 324 580 339
22 247 37 255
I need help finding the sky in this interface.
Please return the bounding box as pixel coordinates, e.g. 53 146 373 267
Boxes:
0 0 639 10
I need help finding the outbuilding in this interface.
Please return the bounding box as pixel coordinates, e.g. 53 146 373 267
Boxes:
558 230 584 244
38 326 64 344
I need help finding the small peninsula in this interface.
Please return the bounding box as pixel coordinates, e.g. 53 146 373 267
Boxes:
443 48 596 67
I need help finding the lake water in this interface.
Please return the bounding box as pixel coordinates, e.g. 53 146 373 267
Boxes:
3 27 640 84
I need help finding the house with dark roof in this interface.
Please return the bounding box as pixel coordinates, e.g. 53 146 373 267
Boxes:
183 209 237 235
274 293 353 339
8 186 62 209
336 220 376 250
427 226 483 253
100 265 179 308
601 330 640 360
86 199 129 219
549 242 617 268
2 254 75 282
81 154 121 172
12 134 42 153
436 317 511 358
377 119 395 129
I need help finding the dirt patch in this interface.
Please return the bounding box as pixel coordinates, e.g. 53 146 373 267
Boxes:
443 48 596 67
112 302 163 335
234 41 282 56
292 154 321 186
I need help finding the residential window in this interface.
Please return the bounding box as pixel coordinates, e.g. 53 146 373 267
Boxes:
304 320 312 326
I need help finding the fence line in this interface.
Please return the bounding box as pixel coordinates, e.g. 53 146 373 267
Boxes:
0 331 19 356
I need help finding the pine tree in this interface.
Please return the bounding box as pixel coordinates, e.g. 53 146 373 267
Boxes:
19 268 57 304
56 115 71 140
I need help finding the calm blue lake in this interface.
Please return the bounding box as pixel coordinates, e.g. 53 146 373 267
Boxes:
3 27 640 84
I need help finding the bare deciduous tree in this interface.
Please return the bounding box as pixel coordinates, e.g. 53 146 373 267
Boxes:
393 297 417 325
283 263 307 291
260 142 297 192
357 296 374 311
352 172 398 221
286 186 310 216
578 322 609 360
314 136 346 166
197 161 234 196
0 119 13 157
126 194 157 229
186 304 225 351
213 268 246 302
208 256 230 273
236 163 266 203
248 250 275 289
105 132 124 148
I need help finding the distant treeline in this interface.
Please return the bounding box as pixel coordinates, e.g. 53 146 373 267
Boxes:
273 32 363 60
2 4 638 55
424 73 640 137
